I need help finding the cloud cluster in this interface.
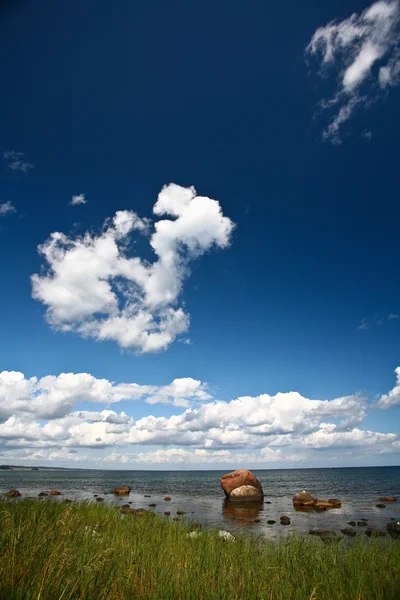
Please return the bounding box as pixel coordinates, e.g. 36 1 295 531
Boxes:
3 150 33 173
70 193 87 206
0 368 398 467
306 0 400 142
359 313 399 329
32 184 235 353
0 201 16 217
378 366 400 407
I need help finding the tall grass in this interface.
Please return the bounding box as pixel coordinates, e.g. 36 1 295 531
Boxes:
0 499 399 600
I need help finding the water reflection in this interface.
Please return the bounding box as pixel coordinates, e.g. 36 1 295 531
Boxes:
223 498 264 525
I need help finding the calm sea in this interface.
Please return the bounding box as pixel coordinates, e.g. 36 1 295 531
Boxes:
1 467 399 539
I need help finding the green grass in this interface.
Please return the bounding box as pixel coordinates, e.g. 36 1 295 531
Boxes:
0 499 399 600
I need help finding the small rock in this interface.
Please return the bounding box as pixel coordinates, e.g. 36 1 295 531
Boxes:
361 518 368 522
218 530 235 542
265 501 271 504
144 495 151 498
341 528 356 537
112 486 131 495
177 510 185 515
5 490 21 498
348 521 356 527
376 504 386 508
96 497 104 502
164 511 171 516
379 496 396 503
327 498 342 508
386 521 400 538
164 496 172 501
148 503 157 507
51 490 61 496
280 516 291 525
254 518 261 523
293 491 314 508
93 494 98 497
38 492 48 497
173 517 180 521
267 520 276 524
357 521 367 527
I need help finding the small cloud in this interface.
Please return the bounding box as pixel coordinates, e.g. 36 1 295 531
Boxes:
306 0 400 143
363 130 373 140
0 201 16 217
3 151 33 174
70 193 87 206
359 317 369 330
388 313 399 321
359 313 399 329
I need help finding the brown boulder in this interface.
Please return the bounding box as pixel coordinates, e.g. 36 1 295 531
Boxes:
51 490 61 496
112 485 131 495
5 489 21 498
38 492 48 497
341 528 356 537
327 498 342 508
221 470 263 497
379 496 396 503
164 496 172 501
292 491 314 508
280 515 291 525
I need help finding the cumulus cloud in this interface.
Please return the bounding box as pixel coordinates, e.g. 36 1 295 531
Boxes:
0 368 398 467
358 313 399 329
70 193 87 206
0 371 210 421
32 184 235 353
306 0 400 142
3 150 33 173
378 366 400 407
0 201 16 217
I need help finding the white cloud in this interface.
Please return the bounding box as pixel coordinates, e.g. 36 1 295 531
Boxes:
378 366 400 407
70 193 87 206
0 201 16 217
0 371 210 421
3 150 33 173
306 0 400 142
32 184 235 353
0 368 398 467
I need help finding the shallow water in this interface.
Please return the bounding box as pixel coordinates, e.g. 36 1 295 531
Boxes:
1 466 399 540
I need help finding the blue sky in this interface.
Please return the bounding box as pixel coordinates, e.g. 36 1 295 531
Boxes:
0 0 400 469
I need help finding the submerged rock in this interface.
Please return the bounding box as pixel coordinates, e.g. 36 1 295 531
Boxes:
164 496 172 501
379 496 396 503
309 529 341 542
5 490 21 498
96 497 104 502
267 520 276 525
348 521 356 527
365 526 387 538
280 516 291 525
376 504 386 508
341 527 356 537
357 521 367 527
112 485 131 495
38 492 48 497
220 469 263 497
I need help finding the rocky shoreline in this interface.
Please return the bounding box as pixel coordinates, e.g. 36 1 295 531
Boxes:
3 468 399 542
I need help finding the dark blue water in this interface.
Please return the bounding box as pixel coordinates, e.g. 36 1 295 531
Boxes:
1 467 399 539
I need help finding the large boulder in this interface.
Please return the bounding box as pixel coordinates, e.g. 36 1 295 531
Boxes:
221 470 263 497
293 491 314 508
379 496 396 503
112 485 131 495
229 485 263 501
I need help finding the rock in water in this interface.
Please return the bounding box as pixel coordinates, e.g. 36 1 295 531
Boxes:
112 485 131 495
280 516 291 525
341 528 356 537
309 530 341 542
5 490 21 498
51 490 61 496
229 485 263 501
386 521 400 538
365 526 387 538
292 491 314 508
376 504 386 508
220 470 263 497
379 496 396 503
